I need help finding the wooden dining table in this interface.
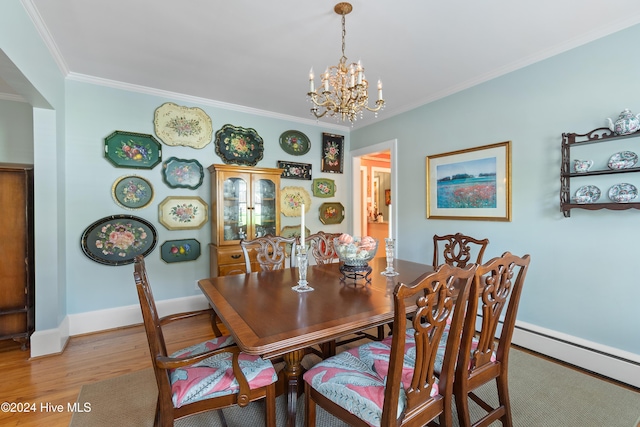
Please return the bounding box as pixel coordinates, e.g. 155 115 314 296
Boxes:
198 257 435 427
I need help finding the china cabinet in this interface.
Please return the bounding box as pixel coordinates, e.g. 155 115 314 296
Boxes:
561 127 640 217
0 164 34 349
208 164 282 276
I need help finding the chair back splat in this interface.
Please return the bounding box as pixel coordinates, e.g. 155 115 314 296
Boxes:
304 263 476 427
433 232 489 268
454 251 531 427
307 231 342 264
133 255 277 427
240 234 297 272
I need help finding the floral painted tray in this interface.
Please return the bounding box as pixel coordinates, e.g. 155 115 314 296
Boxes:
280 186 311 217
111 175 154 210
154 102 213 149
161 157 204 189
104 131 162 169
214 124 264 166
80 214 157 266
279 130 310 155
319 202 345 224
158 196 209 230
312 178 336 197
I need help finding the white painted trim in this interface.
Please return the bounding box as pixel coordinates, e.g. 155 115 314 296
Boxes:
30 294 210 357
513 320 640 389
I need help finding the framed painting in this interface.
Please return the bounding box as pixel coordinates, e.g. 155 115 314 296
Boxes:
161 157 204 189
385 189 391 205
80 214 158 266
158 196 209 230
104 131 162 169
280 186 311 217
319 202 345 225
154 102 213 149
214 124 264 166
277 160 312 180
160 239 201 263
321 133 344 173
279 130 311 155
111 175 154 210
312 178 336 197
426 141 511 221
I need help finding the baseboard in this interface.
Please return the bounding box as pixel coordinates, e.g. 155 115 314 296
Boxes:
30 315 70 358
30 294 210 357
513 320 640 389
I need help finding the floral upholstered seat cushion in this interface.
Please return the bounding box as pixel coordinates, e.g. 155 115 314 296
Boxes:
303 339 439 427
169 335 277 408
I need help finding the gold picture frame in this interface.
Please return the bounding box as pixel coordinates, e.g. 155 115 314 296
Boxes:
426 141 511 221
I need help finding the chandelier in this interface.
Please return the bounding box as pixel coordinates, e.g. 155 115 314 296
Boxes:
307 2 385 123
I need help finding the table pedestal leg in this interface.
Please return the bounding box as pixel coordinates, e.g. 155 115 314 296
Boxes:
282 349 305 427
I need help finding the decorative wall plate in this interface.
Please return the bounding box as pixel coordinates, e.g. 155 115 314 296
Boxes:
319 202 345 225
312 178 336 197
161 157 204 189
608 183 638 203
80 214 157 266
104 131 162 169
214 124 264 166
111 175 154 210
277 160 312 180
574 185 601 203
154 102 213 149
279 130 310 155
607 151 638 170
158 196 209 230
280 186 311 217
160 239 201 263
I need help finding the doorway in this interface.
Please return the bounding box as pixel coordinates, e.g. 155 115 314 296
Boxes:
351 139 398 255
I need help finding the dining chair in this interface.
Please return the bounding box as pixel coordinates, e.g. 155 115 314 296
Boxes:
132 255 277 427
306 231 341 264
433 232 489 268
451 251 531 427
240 234 297 272
303 263 476 427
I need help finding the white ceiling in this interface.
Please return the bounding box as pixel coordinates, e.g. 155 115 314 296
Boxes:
5 0 640 129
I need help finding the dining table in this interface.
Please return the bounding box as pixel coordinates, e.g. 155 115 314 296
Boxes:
198 257 435 427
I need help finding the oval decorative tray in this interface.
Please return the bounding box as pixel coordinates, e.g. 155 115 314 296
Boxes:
574 185 601 203
608 183 638 203
608 151 638 170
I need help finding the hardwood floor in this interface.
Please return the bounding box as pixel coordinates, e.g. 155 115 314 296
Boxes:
0 313 216 427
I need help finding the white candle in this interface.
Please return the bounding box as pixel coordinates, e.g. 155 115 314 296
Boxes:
300 203 305 250
388 204 392 240
309 68 315 93
377 79 383 101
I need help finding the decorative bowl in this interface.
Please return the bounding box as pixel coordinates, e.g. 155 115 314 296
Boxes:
333 235 379 267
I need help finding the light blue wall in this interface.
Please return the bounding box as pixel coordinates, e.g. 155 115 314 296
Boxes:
0 99 33 163
351 24 640 356
1 0 67 332
65 80 351 313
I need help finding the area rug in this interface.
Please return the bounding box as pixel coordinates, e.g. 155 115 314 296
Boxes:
70 349 640 427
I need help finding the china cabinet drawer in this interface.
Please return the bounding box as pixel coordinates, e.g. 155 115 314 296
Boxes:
216 246 251 264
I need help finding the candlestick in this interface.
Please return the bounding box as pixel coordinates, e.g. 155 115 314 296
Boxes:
388 204 392 240
300 203 305 250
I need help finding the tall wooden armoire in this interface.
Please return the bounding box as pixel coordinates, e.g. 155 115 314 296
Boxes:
0 164 35 350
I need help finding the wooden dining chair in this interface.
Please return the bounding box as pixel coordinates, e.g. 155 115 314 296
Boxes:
240 234 297 272
452 251 531 427
132 256 277 427
433 232 489 268
306 231 341 264
304 263 476 427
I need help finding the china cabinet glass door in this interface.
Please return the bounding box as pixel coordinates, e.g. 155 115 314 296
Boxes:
222 176 248 242
252 177 277 238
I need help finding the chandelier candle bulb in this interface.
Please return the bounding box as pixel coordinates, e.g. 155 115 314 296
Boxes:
309 69 315 92
378 80 383 101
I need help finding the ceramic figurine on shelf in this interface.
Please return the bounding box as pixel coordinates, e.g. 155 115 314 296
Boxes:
606 109 640 135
